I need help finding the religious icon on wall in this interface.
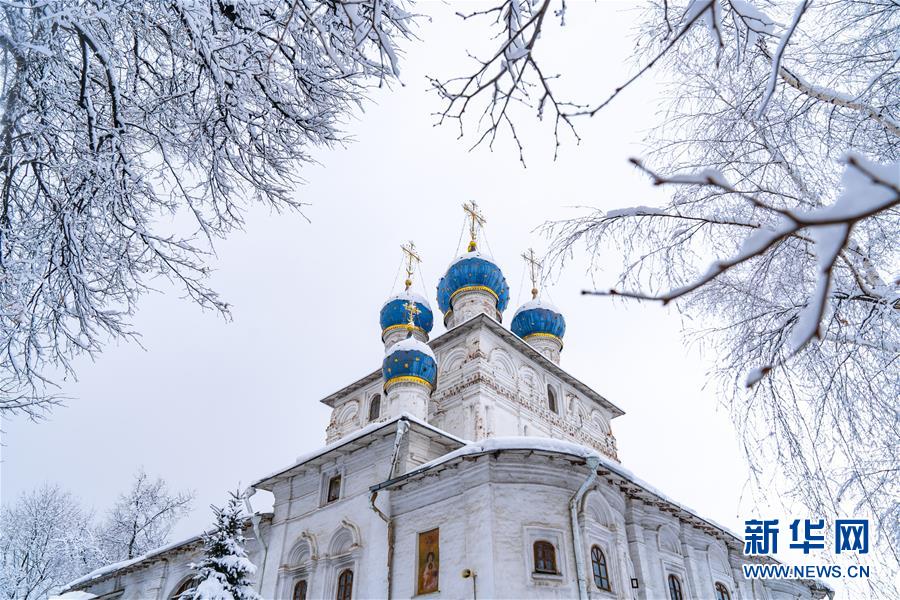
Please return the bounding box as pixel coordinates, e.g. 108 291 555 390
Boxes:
417 528 440 595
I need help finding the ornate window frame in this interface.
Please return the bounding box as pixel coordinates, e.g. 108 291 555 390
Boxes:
589 543 613 593
714 581 732 600
523 526 566 584
320 468 346 506
276 534 317 600
367 394 382 422
322 523 361 599
665 571 686 600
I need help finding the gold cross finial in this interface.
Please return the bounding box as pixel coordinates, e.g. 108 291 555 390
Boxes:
521 248 543 299
404 299 421 328
400 241 422 290
462 201 486 252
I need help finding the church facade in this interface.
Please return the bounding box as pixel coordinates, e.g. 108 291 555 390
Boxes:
63 209 830 600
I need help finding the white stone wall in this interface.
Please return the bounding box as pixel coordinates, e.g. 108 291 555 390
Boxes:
429 324 618 459
72 441 822 600
385 452 819 600
70 318 824 600
325 379 385 444
445 290 502 329
256 423 459 600
324 320 618 459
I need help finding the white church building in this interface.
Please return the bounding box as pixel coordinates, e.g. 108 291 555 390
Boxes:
62 206 830 600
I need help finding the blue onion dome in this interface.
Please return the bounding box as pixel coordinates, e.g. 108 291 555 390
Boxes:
511 299 566 343
380 291 434 340
436 250 510 315
383 337 438 391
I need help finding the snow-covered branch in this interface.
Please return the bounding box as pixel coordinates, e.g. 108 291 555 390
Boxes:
0 0 414 416
524 3 899 592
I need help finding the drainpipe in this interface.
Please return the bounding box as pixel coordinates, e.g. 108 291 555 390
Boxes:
154 558 169 600
368 419 410 599
243 486 268 595
570 456 600 600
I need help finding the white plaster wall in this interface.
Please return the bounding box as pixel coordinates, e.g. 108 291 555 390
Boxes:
76 444 821 600
428 324 618 459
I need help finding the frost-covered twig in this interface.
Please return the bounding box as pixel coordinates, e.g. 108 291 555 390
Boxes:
756 0 811 117
0 0 415 416
584 155 898 363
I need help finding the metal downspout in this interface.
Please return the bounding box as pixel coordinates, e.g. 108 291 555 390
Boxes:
570 456 600 600
155 558 169 600
243 486 268 595
369 419 410 600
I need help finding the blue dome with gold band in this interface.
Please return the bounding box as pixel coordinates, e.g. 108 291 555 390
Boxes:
511 299 566 343
383 337 438 391
437 250 510 315
380 292 433 340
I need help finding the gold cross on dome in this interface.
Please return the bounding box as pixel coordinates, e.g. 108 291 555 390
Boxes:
521 248 543 299
462 201 486 251
401 241 422 290
404 300 421 327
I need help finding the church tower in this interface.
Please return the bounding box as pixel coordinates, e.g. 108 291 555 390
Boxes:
511 248 566 364
436 202 510 328
379 242 434 349
381 300 438 421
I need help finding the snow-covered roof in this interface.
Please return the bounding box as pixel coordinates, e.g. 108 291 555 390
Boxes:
62 533 203 591
447 249 497 268
252 413 465 490
416 436 598 472
374 435 741 542
63 509 273 593
386 336 436 360
381 290 431 310
512 298 562 320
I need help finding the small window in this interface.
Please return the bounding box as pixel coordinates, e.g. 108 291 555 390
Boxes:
170 579 195 600
533 540 558 574
591 545 611 591
547 385 557 413
714 582 731 600
326 474 342 503
293 580 308 600
336 569 353 600
368 395 381 422
667 574 684 600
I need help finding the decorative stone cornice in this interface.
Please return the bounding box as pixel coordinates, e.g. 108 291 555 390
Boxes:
432 367 619 460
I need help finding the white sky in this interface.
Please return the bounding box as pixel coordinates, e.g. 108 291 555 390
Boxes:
2 2 758 549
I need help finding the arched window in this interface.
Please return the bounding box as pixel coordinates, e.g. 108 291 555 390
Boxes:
367 395 381 422
170 578 195 600
590 545 611 591
326 474 342 503
336 569 353 600
533 540 558 574
547 385 557 413
292 580 308 600
667 574 684 600
714 582 731 600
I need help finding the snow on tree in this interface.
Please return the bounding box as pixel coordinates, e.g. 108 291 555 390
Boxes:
97 468 194 561
434 0 898 595
0 486 102 600
0 0 414 417
187 491 260 600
